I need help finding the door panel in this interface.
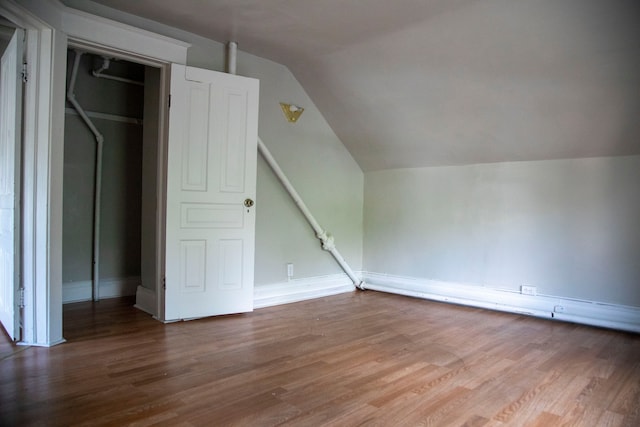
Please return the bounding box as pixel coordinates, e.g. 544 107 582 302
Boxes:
219 88 249 192
181 82 209 191
0 29 23 340
165 64 258 321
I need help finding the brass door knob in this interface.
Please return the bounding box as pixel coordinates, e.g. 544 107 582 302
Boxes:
244 198 254 208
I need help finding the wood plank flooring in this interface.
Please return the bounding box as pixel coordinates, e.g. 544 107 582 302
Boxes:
1 291 639 426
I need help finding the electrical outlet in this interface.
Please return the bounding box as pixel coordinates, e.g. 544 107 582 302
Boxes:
287 263 294 278
554 305 565 313
521 285 537 296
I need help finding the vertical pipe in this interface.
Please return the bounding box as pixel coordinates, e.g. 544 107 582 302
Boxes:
67 51 104 301
226 41 237 75
93 141 103 301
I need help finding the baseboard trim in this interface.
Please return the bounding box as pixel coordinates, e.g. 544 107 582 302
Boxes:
134 286 156 316
63 277 140 303
18 338 67 347
361 272 640 333
254 274 355 309
62 281 92 303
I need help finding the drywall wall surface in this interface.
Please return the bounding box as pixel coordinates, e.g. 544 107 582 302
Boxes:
0 27 9 53
62 116 95 283
240 53 364 285
140 65 160 291
59 0 365 286
63 118 143 282
63 52 143 284
364 156 640 307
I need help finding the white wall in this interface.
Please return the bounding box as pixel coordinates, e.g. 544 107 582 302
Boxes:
60 0 364 286
364 155 640 307
242 54 364 284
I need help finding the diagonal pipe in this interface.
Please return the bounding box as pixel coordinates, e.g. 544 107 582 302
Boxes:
257 137 364 289
224 40 363 289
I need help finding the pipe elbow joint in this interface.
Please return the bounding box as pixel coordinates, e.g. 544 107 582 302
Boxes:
321 234 335 251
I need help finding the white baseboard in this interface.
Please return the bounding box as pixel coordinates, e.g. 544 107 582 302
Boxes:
254 273 355 309
63 277 140 303
361 272 640 333
63 281 92 303
134 285 156 316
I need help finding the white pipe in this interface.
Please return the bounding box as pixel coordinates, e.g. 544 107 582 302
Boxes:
226 41 237 75
94 56 110 75
93 71 144 86
92 57 144 86
65 107 143 125
257 138 364 289
67 50 104 302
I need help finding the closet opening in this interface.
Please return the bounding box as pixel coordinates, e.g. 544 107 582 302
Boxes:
62 47 163 335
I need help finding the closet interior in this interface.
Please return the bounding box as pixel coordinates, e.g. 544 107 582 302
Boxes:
63 48 161 314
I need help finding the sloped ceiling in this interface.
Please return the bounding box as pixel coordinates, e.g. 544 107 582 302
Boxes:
73 0 640 171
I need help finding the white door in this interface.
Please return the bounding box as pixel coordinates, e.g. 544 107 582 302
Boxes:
0 29 23 340
165 64 259 321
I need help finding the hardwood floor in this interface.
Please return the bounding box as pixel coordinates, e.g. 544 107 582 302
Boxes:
1 291 639 426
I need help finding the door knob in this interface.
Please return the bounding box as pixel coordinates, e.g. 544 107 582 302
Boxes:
244 198 254 208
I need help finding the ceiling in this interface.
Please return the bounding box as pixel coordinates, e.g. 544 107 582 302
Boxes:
71 0 640 171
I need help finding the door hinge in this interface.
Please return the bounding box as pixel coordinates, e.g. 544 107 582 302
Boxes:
18 288 25 308
163 277 166 290
168 94 171 109
21 62 28 83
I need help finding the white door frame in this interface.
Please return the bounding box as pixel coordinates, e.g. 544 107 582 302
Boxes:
0 0 189 345
0 0 62 346
59 12 189 327
65 39 171 322
59 7 190 328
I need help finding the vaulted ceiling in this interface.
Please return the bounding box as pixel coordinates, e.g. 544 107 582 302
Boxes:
68 0 640 171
